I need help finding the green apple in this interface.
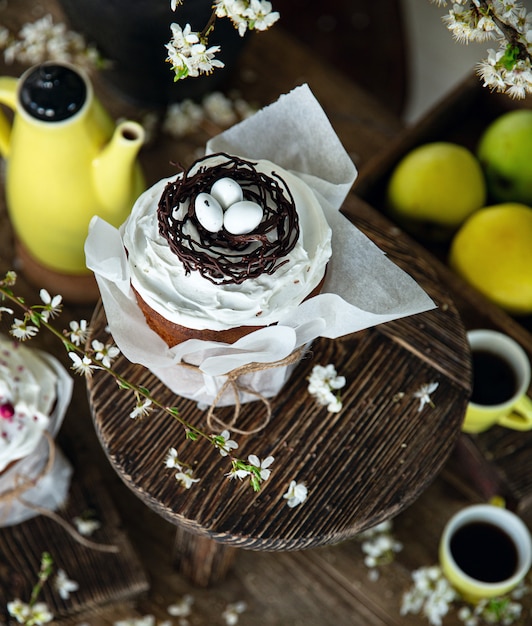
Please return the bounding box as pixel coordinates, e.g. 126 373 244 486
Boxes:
449 203 532 315
477 109 532 205
386 142 486 242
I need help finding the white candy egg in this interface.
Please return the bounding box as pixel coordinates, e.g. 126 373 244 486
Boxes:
223 200 263 235
210 177 243 209
195 192 224 232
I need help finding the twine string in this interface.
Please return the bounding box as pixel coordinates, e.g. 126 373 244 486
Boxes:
0 431 119 553
181 346 306 434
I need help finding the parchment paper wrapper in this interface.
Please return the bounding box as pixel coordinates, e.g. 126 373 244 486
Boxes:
0 352 73 527
85 84 435 410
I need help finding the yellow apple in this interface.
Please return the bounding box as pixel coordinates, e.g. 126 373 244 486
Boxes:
477 110 532 205
449 203 532 315
386 142 486 242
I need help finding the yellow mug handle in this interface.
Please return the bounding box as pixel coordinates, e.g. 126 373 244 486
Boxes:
498 394 532 431
0 76 19 158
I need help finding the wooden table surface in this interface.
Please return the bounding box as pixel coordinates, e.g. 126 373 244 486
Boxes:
1 1 532 625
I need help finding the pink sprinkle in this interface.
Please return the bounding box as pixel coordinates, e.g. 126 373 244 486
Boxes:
0 402 15 420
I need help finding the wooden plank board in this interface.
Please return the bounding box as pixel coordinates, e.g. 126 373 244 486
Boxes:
0 465 149 622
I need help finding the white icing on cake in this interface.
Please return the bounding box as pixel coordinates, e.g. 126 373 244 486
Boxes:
0 336 56 472
123 158 332 332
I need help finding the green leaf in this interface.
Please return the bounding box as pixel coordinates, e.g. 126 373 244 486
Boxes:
501 44 520 70
29 310 42 326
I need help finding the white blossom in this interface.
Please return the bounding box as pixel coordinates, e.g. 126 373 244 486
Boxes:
165 0 278 80
54 569 79 600
162 91 256 139
222 601 247 625
73 515 101 536
165 23 224 80
8 599 53 625
357 520 402 577
68 319 90 346
215 429 239 456
226 466 252 480
401 565 458 626
175 468 200 489
162 99 204 137
202 91 238 126
477 45 532 97
1 14 100 69
68 352 99 377
215 0 279 37
456 592 526 625
39 289 62 321
164 447 183 469
414 381 439 412
130 398 153 419
432 0 532 98
8 600 31 624
247 454 274 480
283 480 307 508
167 594 194 617
0 26 10 48
91 339 120 368
307 363 346 413
10 318 39 340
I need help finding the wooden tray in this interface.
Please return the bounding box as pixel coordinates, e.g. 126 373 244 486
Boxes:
0 465 149 622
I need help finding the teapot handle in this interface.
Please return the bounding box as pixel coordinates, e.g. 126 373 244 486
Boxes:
0 76 18 158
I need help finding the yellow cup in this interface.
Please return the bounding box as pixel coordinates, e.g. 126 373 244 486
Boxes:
439 504 532 603
462 329 532 434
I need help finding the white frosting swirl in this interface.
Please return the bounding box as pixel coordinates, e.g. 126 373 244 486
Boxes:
123 159 332 331
0 336 56 472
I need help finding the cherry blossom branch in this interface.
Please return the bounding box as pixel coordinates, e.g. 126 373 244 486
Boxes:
432 0 532 98
0 271 272 492
166 0 279 80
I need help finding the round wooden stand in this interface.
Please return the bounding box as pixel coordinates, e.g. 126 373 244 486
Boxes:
86 209 472 587
173 528 237 587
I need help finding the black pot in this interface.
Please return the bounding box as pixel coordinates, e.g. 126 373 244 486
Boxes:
58 0 248 107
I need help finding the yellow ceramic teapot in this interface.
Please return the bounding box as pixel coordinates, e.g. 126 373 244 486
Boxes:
0 62 145 278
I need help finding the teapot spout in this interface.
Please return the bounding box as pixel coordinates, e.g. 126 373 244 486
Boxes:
92 120 146 222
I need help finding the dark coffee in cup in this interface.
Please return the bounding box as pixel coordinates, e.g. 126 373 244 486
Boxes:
450 520 518 583
440 503 532 601
471 349 519 406
464 330 532 433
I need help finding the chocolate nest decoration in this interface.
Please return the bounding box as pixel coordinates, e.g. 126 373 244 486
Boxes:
157 153 300 285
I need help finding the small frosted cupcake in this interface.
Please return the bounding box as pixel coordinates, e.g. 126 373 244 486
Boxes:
0 334 73 526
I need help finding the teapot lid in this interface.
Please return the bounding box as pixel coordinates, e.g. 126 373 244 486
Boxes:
20 63 87 122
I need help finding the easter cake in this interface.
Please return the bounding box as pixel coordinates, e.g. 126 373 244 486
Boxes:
123 153 332 347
